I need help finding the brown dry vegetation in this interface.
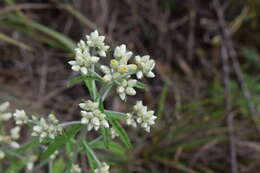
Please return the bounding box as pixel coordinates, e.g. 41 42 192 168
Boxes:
1 0 260 172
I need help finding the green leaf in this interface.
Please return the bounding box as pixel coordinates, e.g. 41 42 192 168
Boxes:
89 138 126 155
81 139 101 172
101 127 110 149
0 32 33 51
40 125 83 160
107 118 132 150
68 75 103 87
15 138 39 154
135 81 148 90
52 158 66 173
84 79 97 100
104 110 127 120
4 159 26 173
4 14 76 52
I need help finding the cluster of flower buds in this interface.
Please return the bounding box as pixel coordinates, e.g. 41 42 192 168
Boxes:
116 79 137 100
69 30 109 75
31 113 62 142
79 100 109 131
95 162 110 173
0 101 12 121
126 101 157 132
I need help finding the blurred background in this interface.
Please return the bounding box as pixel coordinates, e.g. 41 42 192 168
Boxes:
0 0 260 172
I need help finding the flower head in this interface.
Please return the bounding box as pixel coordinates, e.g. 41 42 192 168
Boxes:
10 126 21 140
31 114 62 142
135 55 155 79
80 100 109 131
13 109 28 125
127 101 157 132
0 102 12 121
116 79 137 100
86 30 109 57
95 162 110 173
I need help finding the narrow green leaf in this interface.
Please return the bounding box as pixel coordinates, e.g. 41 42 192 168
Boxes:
53 158 66 173
40 125 83 160
104 110 127 120
5 14 76 52
135 81 148 90
16 138 39 154
107 118 132 150
0 32 33 51
157 83 169 118
81 139 100 172
101 127 110 149
89 138 126 155
4 159 26 173
84 79 97 100
68 75 103 87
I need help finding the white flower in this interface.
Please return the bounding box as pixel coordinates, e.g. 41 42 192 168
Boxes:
32 114 62 142
72 164 82 173
0 101 10 112
0 102 12 121
116 79 137 100
10 141 20 148
110 128 119 139
50 150 59 160
80 100 109 131
114 44 132 61
86 30 109 57
79 100 99 111
135 55 155 79
127 101 156 132
10 126 21 140
13 109 28 125
69 48 100 75
26 155 38 171
95 162 110 173
0 150 5 160
126 113 137 128
133 101 156 132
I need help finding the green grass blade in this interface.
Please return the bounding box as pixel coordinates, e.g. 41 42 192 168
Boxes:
0 32 33 51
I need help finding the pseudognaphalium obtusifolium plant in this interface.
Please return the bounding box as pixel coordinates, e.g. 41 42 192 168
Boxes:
0 30 157 173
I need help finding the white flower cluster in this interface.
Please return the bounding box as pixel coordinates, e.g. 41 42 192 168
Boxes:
13 109 28 125
68 31 156 102
100 44 137 83
69 30 109 75
95 162 110 173
72 164 82 173
0 102 22 152
79 100 109 131
135 55 155 79
116 79 137 100
126 101 157 132
32 113 62 142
